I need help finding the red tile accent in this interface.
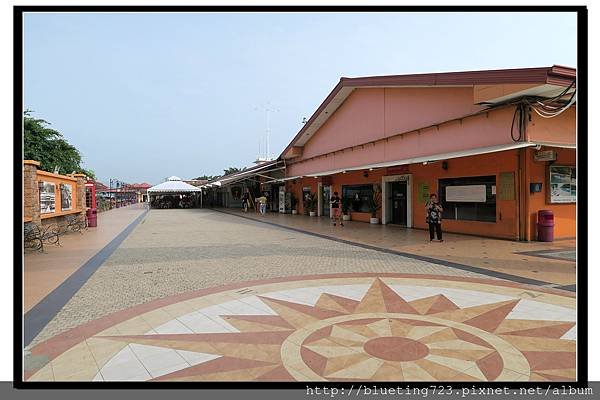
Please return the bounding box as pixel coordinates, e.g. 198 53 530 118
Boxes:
26 272 574 377
377 279 419 314
464 300 520 332
301 346 328 376
254 365 296 381
151 356 276 381
319 293 359 313
500 322 575 338
257 296 344 319
522 351 576 371
475 351 504 381
364 337 429 362
303 326 333 345
452 329 495 349
426 295 460 314
220 315 295 330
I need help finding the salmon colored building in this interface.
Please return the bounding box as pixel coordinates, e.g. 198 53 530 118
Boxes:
278 66 576 241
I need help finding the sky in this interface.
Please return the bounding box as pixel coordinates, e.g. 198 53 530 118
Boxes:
23 12 577 185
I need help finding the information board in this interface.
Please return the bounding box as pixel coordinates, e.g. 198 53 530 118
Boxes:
549 166 576 203
445 185 486 202
418 182 430 204
498 172 515 201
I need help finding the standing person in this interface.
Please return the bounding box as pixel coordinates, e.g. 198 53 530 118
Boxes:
330 191 343 227
426 193 443 242
258 194 268 215
241 191 250 213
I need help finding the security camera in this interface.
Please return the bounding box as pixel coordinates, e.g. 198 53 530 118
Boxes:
535 144 542 150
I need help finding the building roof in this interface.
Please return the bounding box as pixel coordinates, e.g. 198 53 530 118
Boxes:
147 176 201 193
206 160 284 187
130 182 152 189
280 65 576 159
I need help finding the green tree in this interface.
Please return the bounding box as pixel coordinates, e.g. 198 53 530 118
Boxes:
23 111 95 179
223 167 243 176
194 175 217 181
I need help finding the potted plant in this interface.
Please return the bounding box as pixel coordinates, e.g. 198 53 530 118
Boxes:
306 193 318 217
368 187 382 224
290 193 298 215
341 197 351 221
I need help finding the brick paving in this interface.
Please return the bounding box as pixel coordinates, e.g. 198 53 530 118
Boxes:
24 203 148 312
218 208 576 286
28 209 488 347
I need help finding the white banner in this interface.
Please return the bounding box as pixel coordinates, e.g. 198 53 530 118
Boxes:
446 185 486 202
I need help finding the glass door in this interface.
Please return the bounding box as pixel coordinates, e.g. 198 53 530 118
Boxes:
390 181 407 225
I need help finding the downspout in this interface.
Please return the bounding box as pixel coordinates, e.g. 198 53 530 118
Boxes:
517 104 532 241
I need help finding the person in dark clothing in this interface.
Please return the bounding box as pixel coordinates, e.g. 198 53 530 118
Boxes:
330 191 343 227
241 191 250 213
426 193 443 242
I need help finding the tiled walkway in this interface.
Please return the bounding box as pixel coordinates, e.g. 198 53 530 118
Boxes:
217 209 576 287
24 204 148 312
23 209 576 382
26 273 575 382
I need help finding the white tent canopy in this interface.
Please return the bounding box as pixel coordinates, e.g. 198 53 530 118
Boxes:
147 176 202 193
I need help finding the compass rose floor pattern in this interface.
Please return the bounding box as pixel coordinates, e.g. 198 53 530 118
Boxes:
26 273 576 382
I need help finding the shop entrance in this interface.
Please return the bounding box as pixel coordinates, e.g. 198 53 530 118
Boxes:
389 181 408 225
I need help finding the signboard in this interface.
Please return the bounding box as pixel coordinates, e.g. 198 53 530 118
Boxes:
418 182 430 204
40 182 56 214
278 186 286 213
549 166 576 203
534 150 557 162
445 185 486 202
60 183 73 211
387 165 409 175
498 172 515 201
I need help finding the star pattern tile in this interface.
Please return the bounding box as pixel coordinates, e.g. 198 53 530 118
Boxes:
27 275 576 382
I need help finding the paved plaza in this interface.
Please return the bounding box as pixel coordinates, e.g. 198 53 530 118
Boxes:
24 209 576 382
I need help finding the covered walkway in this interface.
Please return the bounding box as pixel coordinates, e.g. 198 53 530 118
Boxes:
214 208 576 287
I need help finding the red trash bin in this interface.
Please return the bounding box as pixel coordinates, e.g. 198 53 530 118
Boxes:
537 210 554 242
87 208 98 228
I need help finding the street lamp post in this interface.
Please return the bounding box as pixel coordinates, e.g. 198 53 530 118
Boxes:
109 178 113 210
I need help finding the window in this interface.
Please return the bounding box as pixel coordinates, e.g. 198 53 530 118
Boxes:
342 184 374 213
549 166 576 204
439 176 496 222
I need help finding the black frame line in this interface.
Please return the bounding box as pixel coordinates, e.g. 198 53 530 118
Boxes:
13 4 588 389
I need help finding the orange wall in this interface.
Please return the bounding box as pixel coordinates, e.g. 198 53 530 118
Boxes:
527 107 576 146
525 147 576 240
286 148 576 241
287 150 523 239
411 150 520 240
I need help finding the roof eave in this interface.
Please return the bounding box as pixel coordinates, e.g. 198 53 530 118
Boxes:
279 65 576 158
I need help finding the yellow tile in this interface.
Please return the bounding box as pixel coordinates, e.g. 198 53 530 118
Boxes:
86 337 129 369
114 316 154 335
51 342 98 381
139 308 176 329
27 363 54 382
